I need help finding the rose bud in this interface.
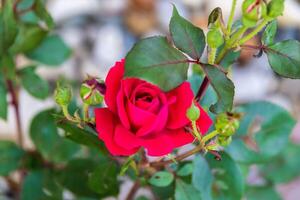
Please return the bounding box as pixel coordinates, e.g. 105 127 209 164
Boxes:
80 77 104 105
186 101 200 122
207 27 224 48
242 0 267 27
54 84 72 106
267 0 284 18
215 113 240 137
217 135 232 146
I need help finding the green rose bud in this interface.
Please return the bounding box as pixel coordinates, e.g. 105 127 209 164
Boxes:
267 0 284 18
186 101 200 121
242 0 267 27
207 27 224 48
217 135 232 146
80 77 105 105
215 113 240 137
54 84 72 106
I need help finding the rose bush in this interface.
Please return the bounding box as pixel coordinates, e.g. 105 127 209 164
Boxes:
95 59 212 156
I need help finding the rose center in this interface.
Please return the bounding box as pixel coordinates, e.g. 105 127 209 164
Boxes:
135 93 153 103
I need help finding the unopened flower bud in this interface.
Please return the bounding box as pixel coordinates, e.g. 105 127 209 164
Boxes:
207 27 224 48
80 77 104 105
217 136 232 146
54 84 72 106
267 0 284 18
186 101 200 121
242 0 267 27
215 113 240 137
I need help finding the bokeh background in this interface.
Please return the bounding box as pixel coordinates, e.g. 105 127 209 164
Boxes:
1 0 300 199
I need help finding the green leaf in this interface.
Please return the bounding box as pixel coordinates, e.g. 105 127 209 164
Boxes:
201 64 234 113
262 20 277 45
10 24 48 54
175 179 201 200
192 155 213 200
226 101 296 164
88 162 119 196
259 142 300 183
0 53 16 80
34 0 54 29
0 79 8 120
151 184 175 199
0 0 18 55
219 50 240 70
265 40 300 78
26 35 72 66
125 36 188 91
57 159 100 198
149 171 174 187
245 186 281 200
0 141 25 176
19 66 49 99
206 152 244 200
21 171 63 200
56 119 106 153
169 6 205 60
30 109 80 163
177 163 193 177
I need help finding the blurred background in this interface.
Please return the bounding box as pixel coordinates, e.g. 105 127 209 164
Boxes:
1 0 300 199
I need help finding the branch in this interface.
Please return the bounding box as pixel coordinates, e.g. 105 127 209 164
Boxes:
195 76 209 101
149 144 204 168
6 80 23 148
125 180 140 200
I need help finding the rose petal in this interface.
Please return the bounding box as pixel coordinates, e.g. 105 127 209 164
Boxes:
116 88 131 129
95 108 139 156
140 128 195 156
127 100 156 129
104 59 125 113
114 124 141 150
166 82 194 129
136 104 168 137
196 106 213 135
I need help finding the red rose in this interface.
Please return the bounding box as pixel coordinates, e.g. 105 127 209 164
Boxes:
95 59 212 156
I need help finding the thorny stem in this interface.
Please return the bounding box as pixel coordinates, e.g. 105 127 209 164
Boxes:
208 47 217 65
6 80 23 148
239 19 270 45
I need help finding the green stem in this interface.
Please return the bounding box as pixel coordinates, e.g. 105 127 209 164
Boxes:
62 105 76 122
202 130 219 144
208 48 217 64
229 26 248 46
215 26 247 64
83 103 89 121
239 19 270 45
192 120 201 141
227 0 238 33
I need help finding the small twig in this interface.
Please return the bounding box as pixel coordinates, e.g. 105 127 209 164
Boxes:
6 80 23 148
240 44 263 50
150 144 204 168
195 76 210 102
125 180 140 200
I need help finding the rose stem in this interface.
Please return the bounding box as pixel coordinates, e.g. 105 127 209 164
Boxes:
149 144 204 168
125 181 140 200
7 80 23 148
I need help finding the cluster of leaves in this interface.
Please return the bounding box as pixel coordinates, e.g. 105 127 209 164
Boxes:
145 101 297 200
0 0 71 120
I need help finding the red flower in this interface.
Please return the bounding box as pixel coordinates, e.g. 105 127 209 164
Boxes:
95 59 212 156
